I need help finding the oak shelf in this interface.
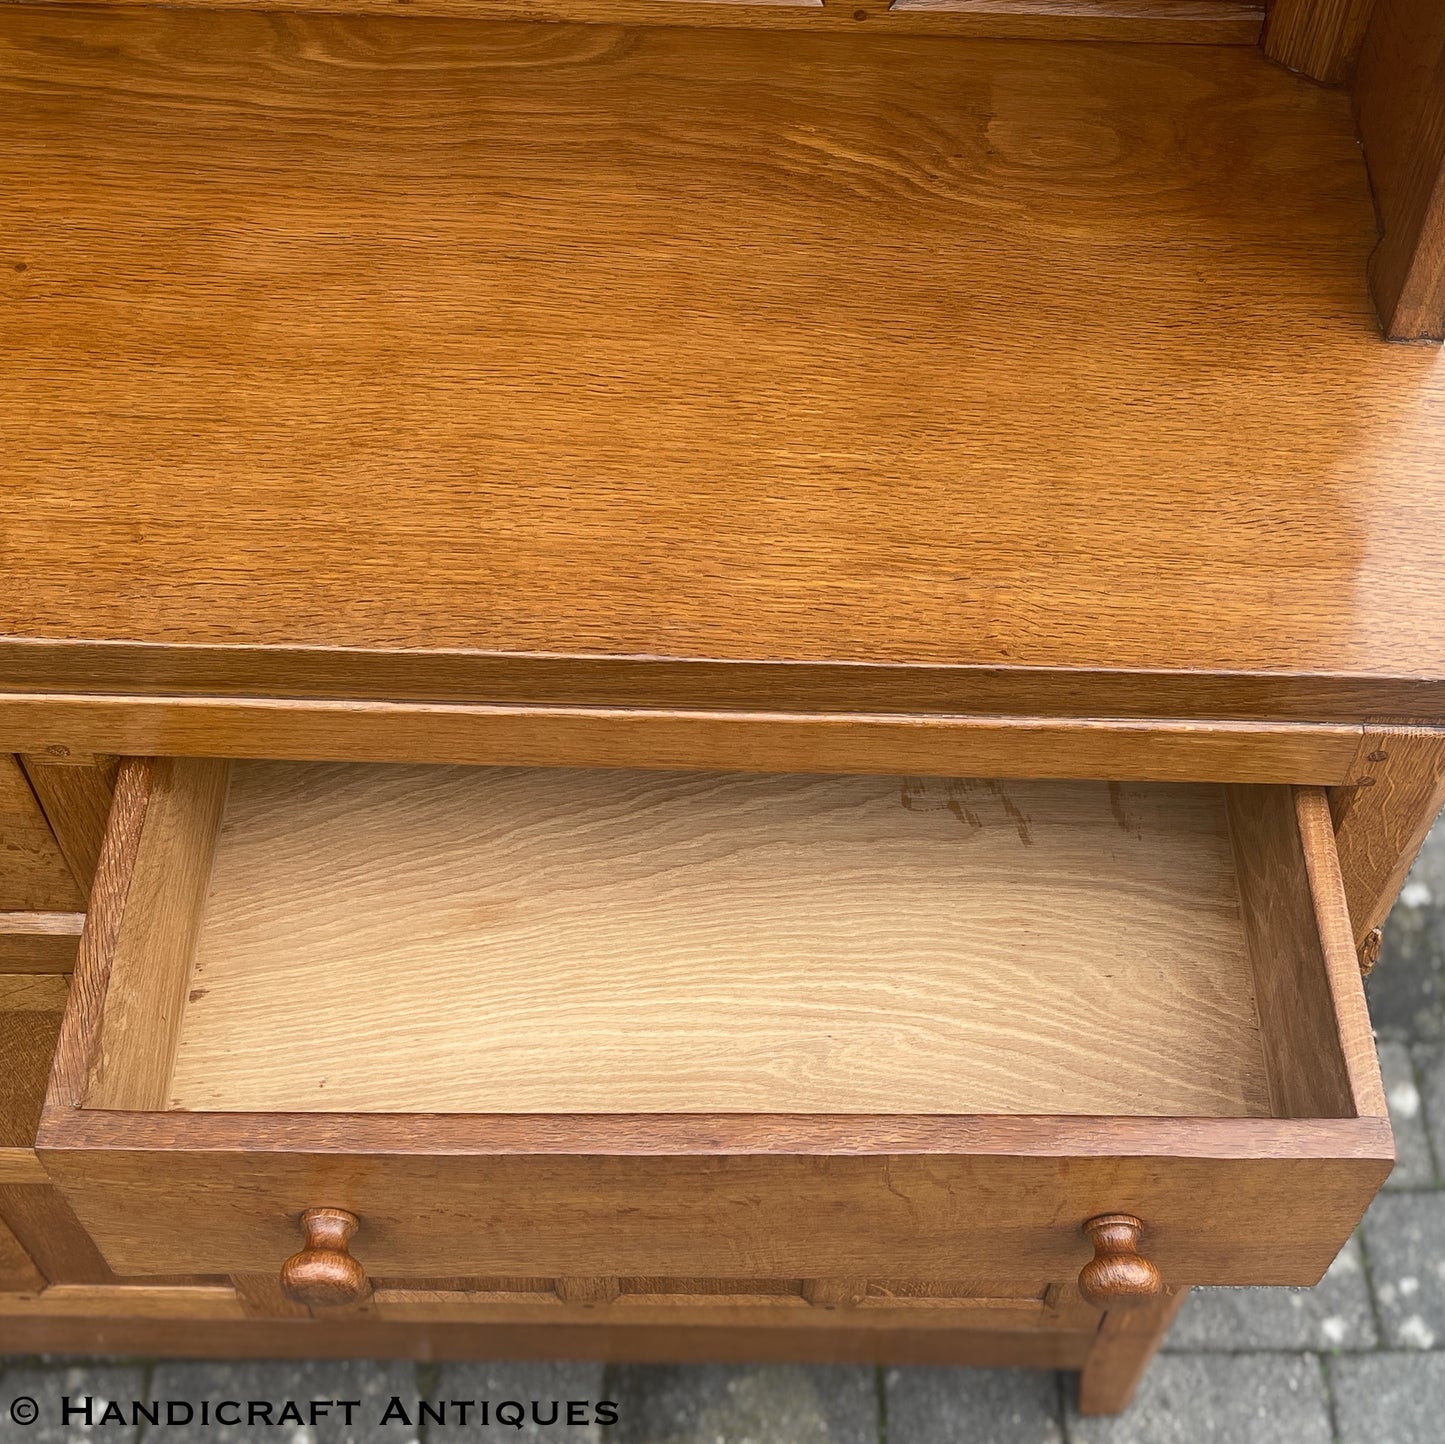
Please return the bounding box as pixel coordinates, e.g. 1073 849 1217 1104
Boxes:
1 6 1443 728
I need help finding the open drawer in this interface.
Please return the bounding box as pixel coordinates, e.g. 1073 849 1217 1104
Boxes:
38 759 1391 1303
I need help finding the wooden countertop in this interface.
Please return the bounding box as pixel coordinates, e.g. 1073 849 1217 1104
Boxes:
2 7 1443 724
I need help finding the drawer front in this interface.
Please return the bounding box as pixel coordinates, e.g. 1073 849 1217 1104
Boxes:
40 1122 1391 1293
38 759 1394 1299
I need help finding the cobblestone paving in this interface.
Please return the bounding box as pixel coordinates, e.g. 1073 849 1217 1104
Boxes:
2 818 1443 1442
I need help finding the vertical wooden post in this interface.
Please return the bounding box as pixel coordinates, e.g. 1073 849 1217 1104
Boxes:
1077 1288 1189 1416
1265 0 1376 83
1355 0 1445 341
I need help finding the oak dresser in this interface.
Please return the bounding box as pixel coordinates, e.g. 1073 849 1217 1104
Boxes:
1 0 1444 1415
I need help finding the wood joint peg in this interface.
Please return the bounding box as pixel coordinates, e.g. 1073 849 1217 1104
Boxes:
1078 1214 1161 1308
803 1277 869 1309
280 1208 371 1309
555 1276 621 1305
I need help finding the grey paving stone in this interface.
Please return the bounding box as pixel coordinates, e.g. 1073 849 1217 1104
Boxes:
1380 1041 1436 1188
608 1364 877 1444
1331 1351 1445 1444
1368 817 1445 1044
1163 1235 1376 1352
1412 1041 1445 1179
0 1363 147 1443
1064 1354 1332 1444
1361 1190 1445 1350
429 1362 609 1440
885 1366 1062 1444
145 1359 418 1443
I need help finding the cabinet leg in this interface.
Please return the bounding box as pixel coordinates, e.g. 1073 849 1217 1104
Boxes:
1076 1286 1189 1416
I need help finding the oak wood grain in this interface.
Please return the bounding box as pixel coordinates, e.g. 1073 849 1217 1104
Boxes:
0 1311 1098 1368
83 759 229 1111
1295 787 1390 1118
0 913 85 973
1226 786 1365 1119
0 1185 116 1286
0 1212 44 1293
1332 727 1445 946
1077 1287 1188 1414
0 698 1370 785
0 973 66 1184
1356 0 1445 340
35 1144 1390 1285
14 0 1265 44
1265 0 1375 82
18 754 120 895
166 764 1270 1117
1 10 1442 725
47 758 152 1113
0 757 83 912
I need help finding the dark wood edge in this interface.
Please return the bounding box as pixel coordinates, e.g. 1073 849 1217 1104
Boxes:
0 640 1440 722
0 0 1265 46
36 1109 1395 1160
43 758 153 1111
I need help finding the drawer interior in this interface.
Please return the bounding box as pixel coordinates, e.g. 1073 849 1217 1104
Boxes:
73 761 1364 1122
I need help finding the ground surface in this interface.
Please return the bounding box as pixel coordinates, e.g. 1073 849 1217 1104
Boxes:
2 816 1443 1442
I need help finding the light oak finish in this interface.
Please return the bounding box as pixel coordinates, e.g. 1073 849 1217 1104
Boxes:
1356 0 1445 341
1227 786 1388 1120
1332 728 1445 946
2 10 1443 731
1077 1287 1189 1414
18 754 120 894
0 913 85 973
0 1284 244 1319
0 698 1371 786
38 760 1390 1291
1265 0 1375 81
82 759 229 1111
0 756 83 912
22 0 1266 43
0 973 66 1183
166 764 1270 1117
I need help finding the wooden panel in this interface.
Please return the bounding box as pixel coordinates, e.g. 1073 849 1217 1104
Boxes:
0 699 1367 785
1225 786 1377 1119
1265 0 1375 81
0 1283 243 1318
0 1212 44 1293
35 1142 1390 1286
1333 728 1445 946
83 758 229 1111
1356 0 1445 340
0 973 66 1181
0 1184 115 1285
0 755 83 911
3 10 1443 727
166 765 1270 1117
0 913 85 973
18 0 1265 43
19 754 120 893
1294 787 1390 1119
0 1312 1097 1368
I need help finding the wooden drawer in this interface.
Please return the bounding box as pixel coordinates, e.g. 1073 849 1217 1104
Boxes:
37 758 1391 1305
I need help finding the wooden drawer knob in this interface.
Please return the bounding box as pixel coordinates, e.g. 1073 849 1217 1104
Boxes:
280 1207 371 1308
1078 1214 1161 1308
